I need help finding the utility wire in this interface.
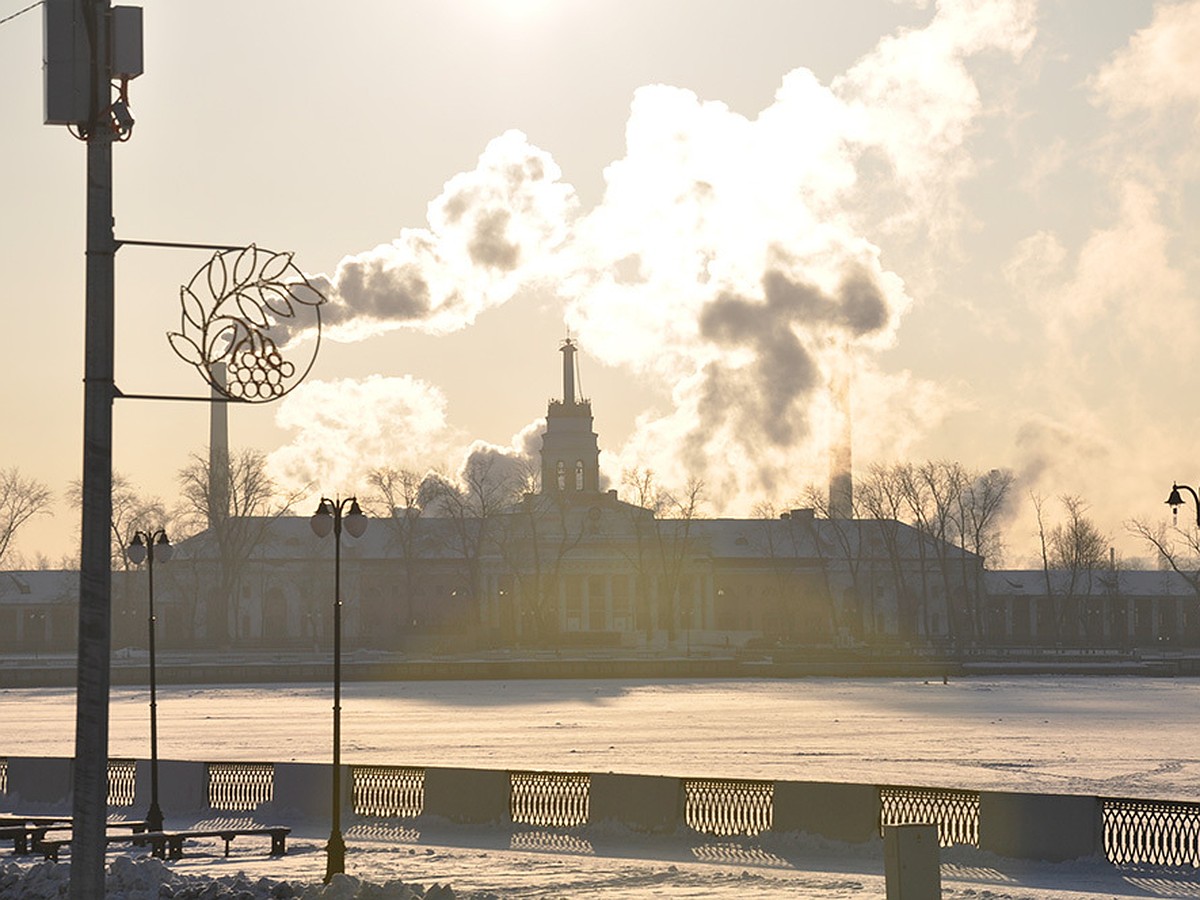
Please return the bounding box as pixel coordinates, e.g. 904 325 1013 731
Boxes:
0 0 42 27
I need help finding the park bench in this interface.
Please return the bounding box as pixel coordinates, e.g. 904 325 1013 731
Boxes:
0 816 144 855
37 826 290 861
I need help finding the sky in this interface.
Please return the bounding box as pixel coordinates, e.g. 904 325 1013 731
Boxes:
1 0 1198 569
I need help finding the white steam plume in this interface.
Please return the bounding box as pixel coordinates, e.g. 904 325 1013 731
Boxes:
560 0 1034 511
300 130 577 343
276 0 1036 516
267 375 462 493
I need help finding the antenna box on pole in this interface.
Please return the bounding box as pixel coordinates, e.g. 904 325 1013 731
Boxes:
111 6 143 79
43 0 92 125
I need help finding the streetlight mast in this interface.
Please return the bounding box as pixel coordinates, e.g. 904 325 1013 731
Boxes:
127 529 172 833
310 496 368 882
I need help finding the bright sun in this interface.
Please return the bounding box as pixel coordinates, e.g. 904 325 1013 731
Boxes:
487 0 553 22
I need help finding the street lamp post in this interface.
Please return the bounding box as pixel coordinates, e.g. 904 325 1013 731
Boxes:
126 528 172 833
1166 484 1200 527
310 496 368 883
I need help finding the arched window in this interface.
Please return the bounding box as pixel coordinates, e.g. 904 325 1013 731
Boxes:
556 460 566 491
575 460 584 491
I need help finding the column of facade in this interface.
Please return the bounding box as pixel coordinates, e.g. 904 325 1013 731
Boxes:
558 579 567 631
649 579 659 638
604 575 614 630
580 573 590 633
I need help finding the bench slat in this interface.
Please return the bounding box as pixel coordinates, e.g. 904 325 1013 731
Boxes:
34 826 290 862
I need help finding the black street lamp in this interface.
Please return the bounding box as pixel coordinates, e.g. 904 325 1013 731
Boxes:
1166 484 1200 527
126 528 172 833
310 496 368 882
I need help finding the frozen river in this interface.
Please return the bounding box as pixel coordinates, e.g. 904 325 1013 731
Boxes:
2 675 1198 800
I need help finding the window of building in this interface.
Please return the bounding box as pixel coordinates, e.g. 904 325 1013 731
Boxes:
556 460 566 491
575 460 584 491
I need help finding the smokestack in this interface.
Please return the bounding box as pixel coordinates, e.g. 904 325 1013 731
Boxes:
828 359 853 520
208 362 230 527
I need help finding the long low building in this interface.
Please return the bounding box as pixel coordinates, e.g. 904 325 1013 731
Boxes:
7 343 1197 656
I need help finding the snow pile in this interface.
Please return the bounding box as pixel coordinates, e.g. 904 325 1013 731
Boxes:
0 858 480 900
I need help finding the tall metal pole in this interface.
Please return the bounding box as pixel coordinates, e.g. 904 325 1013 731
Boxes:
146 541 162 832
326 508 345 882
71 0 115 893
311 496 364 882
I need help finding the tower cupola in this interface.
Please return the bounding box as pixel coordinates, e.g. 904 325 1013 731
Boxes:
540 338 601 495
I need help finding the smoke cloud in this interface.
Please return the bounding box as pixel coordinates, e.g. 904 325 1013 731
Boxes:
276 0 1038 515
295 130 577 343
267 375 462 492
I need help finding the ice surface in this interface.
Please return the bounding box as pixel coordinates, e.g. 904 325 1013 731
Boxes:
2 675 1199 897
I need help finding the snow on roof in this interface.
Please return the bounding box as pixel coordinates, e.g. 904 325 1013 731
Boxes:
984 568 1197 597
0 570 77 606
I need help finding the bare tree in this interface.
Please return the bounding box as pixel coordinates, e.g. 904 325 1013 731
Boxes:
620 469 706 642
1127 517 1200 595
857 463 922 638
952 467 1015 638
1033 493 1109 642
365 466 428 644
68 473 167 572
0 467 53 569
494 464 587 645
957 469 1015 567
175 447 299 644
752 498 839 643
420 449 526 633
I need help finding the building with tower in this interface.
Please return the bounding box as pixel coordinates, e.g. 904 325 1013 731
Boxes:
121 339 987 653
6 339 1193 656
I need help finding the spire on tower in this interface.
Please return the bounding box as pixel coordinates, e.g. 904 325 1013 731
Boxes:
560 337 577 406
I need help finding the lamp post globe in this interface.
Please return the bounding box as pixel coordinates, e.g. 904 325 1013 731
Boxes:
309 496 368 882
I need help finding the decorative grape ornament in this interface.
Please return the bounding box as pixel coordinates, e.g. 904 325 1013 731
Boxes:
167 245 325 401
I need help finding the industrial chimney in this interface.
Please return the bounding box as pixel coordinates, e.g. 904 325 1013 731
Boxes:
828 361 853 520
208 362 230 527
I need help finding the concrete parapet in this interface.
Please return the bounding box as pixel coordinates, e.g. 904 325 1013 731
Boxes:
589 773 683 833
979 790 1101 861
269 762 347 821
422 767 511 825
5 756 72 812
772 780 880 843
141 760 207 816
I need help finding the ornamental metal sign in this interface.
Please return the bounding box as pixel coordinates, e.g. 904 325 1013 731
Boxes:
167 244 325 402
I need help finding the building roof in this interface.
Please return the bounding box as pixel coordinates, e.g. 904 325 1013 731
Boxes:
0 570 78 606
984 569 1198 598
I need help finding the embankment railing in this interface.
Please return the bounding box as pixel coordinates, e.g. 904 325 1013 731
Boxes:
3 755 1196 869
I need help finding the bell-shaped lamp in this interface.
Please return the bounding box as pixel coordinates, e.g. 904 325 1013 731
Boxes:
154 532 173 563
310 501 334 538
344 499 368 539
126 533 147 565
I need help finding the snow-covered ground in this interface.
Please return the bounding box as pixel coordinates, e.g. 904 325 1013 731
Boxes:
5 675 1199 798
3 675 1200 897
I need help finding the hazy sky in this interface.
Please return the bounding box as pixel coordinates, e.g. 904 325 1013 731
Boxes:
1 0 1196 567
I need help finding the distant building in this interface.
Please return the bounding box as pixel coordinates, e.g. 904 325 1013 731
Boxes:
139 340 984 652
981 569 1200 648
27 342 1194 656
0 570 78 652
